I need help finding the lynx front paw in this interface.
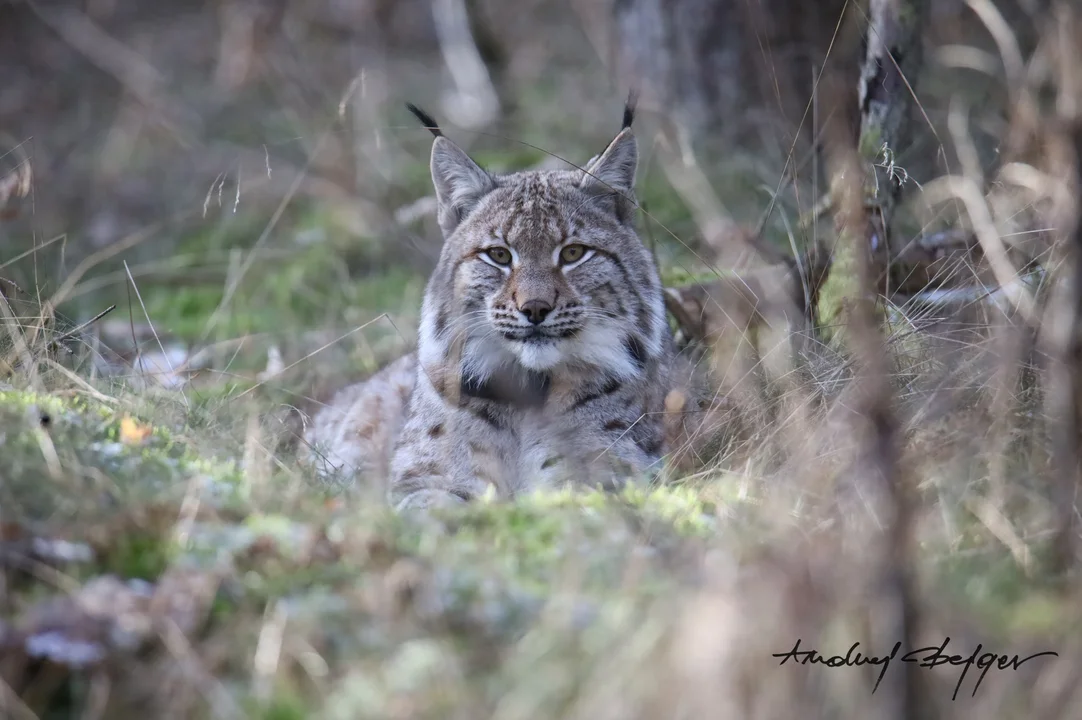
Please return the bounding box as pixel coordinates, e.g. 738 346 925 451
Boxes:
394 489 468 514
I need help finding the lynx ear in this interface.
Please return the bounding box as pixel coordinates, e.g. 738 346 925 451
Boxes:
581 128 637 192
431 137 496 237
582 91 638 191
406 103 495 236
580 128 638 224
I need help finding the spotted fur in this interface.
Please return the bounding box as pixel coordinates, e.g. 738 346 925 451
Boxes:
303 353 417 494
306 101 691 511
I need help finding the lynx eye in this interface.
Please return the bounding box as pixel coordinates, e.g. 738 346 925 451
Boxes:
484 247 512 266
559 244 588 264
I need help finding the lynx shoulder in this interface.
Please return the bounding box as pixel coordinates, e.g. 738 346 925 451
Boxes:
303 352 417 493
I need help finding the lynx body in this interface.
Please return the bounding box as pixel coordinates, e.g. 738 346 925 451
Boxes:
305 102 690 511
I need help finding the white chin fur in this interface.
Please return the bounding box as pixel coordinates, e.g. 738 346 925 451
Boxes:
511 341 564 370
507 323 640 377
565 324 640 379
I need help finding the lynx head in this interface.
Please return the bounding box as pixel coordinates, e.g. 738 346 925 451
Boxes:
409 101 669 387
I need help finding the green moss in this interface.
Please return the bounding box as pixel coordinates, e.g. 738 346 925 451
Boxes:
858 125 884 161
815 234 861 346
0 387 242 523
660 266 740 288
101 528 175 581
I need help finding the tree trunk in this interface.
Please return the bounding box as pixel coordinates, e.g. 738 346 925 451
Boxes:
1044 103 1082 576
815 0 927 345
610 0 851 161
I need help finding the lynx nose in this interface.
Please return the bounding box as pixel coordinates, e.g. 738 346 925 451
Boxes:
518 299 553 325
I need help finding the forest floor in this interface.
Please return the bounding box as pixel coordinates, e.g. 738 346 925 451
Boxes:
2 305 1076 718
2 2 1080 717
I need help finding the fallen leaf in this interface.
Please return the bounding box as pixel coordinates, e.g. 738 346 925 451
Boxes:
119 416 153 445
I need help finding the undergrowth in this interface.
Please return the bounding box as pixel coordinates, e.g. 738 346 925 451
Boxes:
2 274 1076 718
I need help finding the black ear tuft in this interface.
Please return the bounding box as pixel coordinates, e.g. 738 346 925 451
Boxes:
622 89 638 131
406 103 443 138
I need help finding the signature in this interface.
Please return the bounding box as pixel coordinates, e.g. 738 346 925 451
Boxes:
772 637 1058 700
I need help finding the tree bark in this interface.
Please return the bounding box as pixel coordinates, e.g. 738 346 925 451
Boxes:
610 0 851 159
816 0 927 344
1044 120 1082 576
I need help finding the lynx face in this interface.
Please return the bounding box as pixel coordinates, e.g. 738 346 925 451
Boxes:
372 102 683 511
418 121 667 384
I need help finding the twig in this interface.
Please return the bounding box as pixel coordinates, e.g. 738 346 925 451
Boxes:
922 175 1038 322
49 304 116 349
825 121 919 719
232 313 397 400
123 260 188 407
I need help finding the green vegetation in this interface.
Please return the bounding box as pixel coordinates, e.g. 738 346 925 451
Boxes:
1 345 1074 717
0 380 725 718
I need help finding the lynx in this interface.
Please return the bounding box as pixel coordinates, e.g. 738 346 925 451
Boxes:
304 100 702 511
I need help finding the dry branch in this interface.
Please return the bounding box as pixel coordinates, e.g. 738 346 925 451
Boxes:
825 133 922 720
1042 8 1082 576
